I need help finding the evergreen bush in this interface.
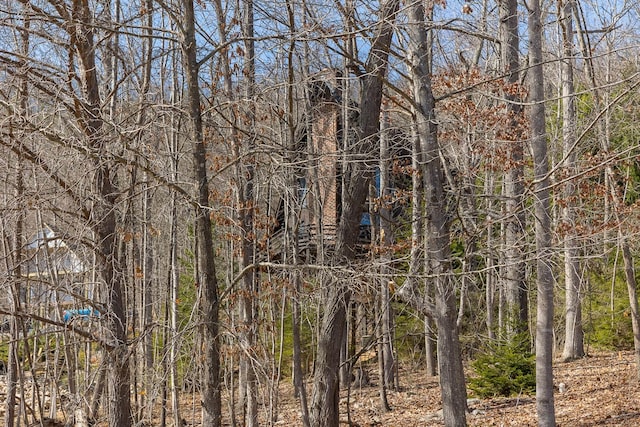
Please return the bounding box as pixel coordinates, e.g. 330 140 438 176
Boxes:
468 334 535 398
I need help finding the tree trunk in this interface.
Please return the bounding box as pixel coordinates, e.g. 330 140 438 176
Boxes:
69 1 133 423
310 285 348 427
138 1 156 419
182 1 222 425
169 110 182 427
500 0 528 336
406 1 468 425
4 159 23 427
309 1 399 425
169 195 182 426
4 11 29 426
283 2 311 420
292 272 311 426
528 0 556 424
485 171 496 340
560 0 584 362
620 235 640 380
237 0 259 422
379 109 396 393
5 315 19 427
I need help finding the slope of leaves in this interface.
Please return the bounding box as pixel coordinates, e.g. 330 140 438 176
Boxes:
1 349 638 425
275 350 640 426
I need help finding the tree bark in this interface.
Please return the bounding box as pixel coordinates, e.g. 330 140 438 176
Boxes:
169 95 182 427
69 1 133 424
379 109 395 399
528 0 556 424
4 155 23 427
406 1 468 425
309 1 399 425
4 10 29 426
500 0 528 335
182 1 222 425
560 0 584 362
620 234 640 380
238 0 259 422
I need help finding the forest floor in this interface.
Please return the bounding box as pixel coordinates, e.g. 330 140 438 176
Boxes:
272 350 640 426
1 350 639 426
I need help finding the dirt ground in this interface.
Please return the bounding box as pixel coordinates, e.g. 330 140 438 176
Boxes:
272 350 640 426
2 350 639 426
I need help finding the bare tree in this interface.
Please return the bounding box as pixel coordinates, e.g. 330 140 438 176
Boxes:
166 44 184 427
181 0 222 424
404 0 468 425
559 0 584 362
309 0 399 424
3 8 29 426
237 0 259 422
284 0 311 422
378 108 395 408
39 0 137 423
500 0 528 336
3 138 24 427
528 0 556 423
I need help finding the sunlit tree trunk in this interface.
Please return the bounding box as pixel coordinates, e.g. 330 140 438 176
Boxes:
500 0 528 336
378 108 394 409
309 0 399 424
620 233 640 380
406 1 467 425
4 149 23 427
68 1 133 424
528 0 556 424
4 10 29 425
237 0 259 422
559 0 584 362
168 53 182 427
182 0 222 424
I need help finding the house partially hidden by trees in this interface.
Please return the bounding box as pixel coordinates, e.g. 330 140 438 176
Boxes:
1 224 94 337
22 224 93 312
267 70 408 260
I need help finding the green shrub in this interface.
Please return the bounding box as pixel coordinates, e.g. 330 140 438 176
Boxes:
584 273 635 350
468 335 535 398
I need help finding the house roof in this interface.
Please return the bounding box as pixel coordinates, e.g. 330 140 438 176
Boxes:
23 225 88 277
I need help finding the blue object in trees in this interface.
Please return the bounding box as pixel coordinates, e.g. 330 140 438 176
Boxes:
63 308 99 323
